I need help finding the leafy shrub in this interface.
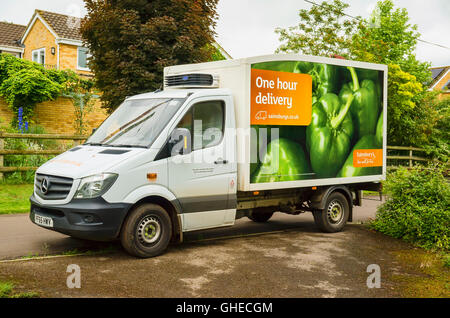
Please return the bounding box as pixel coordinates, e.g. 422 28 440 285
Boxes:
0 68 62 122
422 96 450 163
0 53 94 126
444 254 450 268
371 165 450 251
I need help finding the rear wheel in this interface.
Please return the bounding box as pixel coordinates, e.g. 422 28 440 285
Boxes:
313 192 349 233
120 203 172 258
248 208 274 223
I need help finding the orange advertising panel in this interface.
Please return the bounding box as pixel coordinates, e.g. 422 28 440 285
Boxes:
251 69 312 126
353 149 383 168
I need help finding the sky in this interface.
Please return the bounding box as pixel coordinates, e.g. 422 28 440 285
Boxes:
0 0 449 67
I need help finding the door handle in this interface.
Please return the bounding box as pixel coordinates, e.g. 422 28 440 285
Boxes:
214 159 228 165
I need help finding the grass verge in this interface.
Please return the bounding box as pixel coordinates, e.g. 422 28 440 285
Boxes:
13 244 119 261
0 184 33 215
391 249 450 298
0 281 39 298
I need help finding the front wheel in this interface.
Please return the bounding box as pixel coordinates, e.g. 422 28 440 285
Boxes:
120 203 172 258
313 192 349 233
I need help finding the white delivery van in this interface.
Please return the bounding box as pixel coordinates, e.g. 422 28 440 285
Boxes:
30 54 387 258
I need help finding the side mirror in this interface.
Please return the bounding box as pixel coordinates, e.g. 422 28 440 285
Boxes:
169 128 192 156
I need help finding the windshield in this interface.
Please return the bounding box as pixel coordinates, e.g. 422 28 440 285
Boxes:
86 98 185 148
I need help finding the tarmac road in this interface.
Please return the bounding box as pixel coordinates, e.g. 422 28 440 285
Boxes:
1 196 416 298
0 197 383 260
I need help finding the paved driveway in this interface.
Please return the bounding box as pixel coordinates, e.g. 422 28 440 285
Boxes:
0 197 383 260
0 196 419 298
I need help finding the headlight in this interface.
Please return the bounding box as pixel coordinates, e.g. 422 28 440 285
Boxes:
75 173 118 199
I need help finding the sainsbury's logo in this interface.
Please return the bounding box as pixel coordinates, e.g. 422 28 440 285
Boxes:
255 111 267 121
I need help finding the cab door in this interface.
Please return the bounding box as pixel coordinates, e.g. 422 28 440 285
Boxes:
167 95 236 232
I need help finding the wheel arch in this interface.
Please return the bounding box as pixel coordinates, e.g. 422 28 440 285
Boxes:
120 195 183 243
310 185 354 222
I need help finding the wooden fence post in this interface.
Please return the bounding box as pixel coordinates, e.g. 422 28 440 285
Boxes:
409 148 413 168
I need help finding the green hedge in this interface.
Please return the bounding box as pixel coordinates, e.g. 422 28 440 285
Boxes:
371 165 449 251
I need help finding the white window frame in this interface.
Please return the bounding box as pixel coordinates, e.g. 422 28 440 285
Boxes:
77 46 91 71
32 48 45 65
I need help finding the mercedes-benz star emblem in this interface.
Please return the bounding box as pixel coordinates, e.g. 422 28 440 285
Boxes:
41 177 50 194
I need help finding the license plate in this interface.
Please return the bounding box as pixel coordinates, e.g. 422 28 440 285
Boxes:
34 214 53 228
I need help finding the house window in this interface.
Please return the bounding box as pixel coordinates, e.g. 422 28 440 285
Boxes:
77 47 91 70
32 48 45 65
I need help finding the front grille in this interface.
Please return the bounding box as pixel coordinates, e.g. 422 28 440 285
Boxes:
35 174 73 200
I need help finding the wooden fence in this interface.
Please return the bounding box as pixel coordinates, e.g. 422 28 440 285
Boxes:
0 133 433 177
0 132 88 177
386 145 431 169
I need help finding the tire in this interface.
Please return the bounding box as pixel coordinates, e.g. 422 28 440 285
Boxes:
120 203 172 258
313 192 349 233
248 208 274 223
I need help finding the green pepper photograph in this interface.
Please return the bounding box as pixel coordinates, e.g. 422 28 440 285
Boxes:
251 60 384 183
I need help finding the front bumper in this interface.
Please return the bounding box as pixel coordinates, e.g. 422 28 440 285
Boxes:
30 194 132 241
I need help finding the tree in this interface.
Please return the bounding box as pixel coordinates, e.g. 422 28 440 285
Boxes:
350 1 438 148
81 0 219 112
386 64 423 146
350 0 431 84
275 0 442 151
275 0 360 57
413 94 450 162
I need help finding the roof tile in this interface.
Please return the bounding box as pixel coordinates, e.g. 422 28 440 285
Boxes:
37 10 83 42
0 22 26 48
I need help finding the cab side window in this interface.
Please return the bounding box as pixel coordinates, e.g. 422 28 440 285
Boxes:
176 100 225 152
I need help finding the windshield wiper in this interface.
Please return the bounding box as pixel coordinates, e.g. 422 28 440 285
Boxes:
108 144 148 149
84 142 109 147
85 142 147 149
